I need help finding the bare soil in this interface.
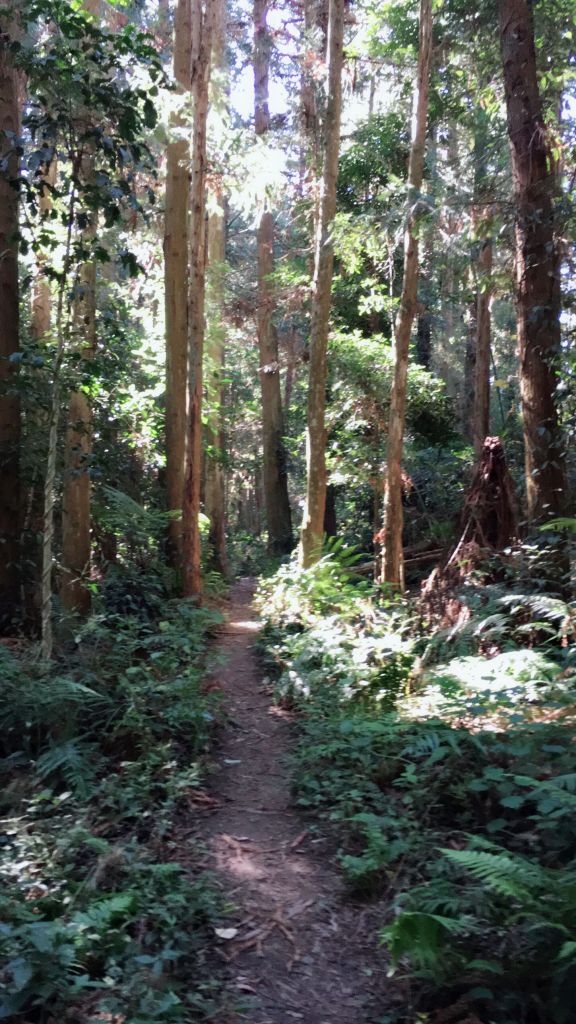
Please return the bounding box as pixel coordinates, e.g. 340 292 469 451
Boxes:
201 580 386 1024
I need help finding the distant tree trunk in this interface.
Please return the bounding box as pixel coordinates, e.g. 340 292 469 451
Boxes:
463 292 477 442
323 483 337 536
41 190 77 660
283 326 299 410
165 0 192 567
499 0 567 520
254 0 293 556
380 0 432 591
467 114 493 457
205 0 228 577
60 0 104 616
32 158 56 341
182 0 214 598
415 304 431 369
60 240 96 616
300 0 325 231
415 123 436 372
0 9 21 630
299 0 344 567
472 231 492 457
25 159 56 630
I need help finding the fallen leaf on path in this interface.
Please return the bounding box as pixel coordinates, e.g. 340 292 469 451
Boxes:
214 927 239 940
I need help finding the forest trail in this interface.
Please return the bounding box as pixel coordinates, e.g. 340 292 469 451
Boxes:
201 580 385 1024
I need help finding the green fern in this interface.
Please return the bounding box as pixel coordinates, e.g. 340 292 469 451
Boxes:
73 893 137 930
383 911 472 973
35 741 99 798
441 846 546 901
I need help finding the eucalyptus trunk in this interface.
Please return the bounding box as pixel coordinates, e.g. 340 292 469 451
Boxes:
254 0 293 555
182 0 214 598
472 228 492 457
499 0 567 521
468 114 493 457
380 0 433 591
60 0 105 616
165 0 192 567
32 158 56 342
204 0 228 577
60 245 96 616
0 8 21 630
205 196 228 576
299 0 344 567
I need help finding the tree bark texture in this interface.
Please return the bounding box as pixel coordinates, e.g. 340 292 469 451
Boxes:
415 305 431 369
164 0 192 566
182 0 214 598
299 0 344 567
380 0 433 590
254 0 293 555
60 250 96 616
469 115 493 457
463 293 477 442
32 157 56 341
472 230 492 457
300 0 326 228
204 0 228 577
60 0 106 616
0 9 21 629
499 0 567 519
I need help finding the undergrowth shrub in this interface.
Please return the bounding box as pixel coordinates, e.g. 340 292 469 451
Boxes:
0 598 225 1022
258 550 576 1024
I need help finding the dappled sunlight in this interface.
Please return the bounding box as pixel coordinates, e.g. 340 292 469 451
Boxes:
227 618 260 633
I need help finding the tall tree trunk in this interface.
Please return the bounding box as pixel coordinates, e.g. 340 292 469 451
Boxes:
0 8 21 630
182 0 214 598
499 0 567 521
463 290 477 442
299 0 344 567
205 0 228 577
254 0 293 556
60 243 96 616
472 230 492 457
60 0 103 616
204 205 227 576
32 158 56 342
41 187 77 660
165 0 192 567
380 0 433 591
469 114 493 457
300 0 325 232
415 304 432 369
415 122 436 372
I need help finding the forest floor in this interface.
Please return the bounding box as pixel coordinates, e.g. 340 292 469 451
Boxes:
200 579 387 1024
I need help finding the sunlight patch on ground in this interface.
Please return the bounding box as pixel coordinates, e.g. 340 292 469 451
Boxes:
228 619 260 632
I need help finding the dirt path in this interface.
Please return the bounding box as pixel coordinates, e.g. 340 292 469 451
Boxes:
201 580 385 1024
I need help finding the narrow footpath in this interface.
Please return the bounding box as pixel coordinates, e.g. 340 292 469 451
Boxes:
201 580 385 1024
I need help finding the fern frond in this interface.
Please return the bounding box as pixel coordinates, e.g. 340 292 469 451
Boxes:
499 593 571 623
441 847 545 901
35 741 99 798
383 911 472 973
